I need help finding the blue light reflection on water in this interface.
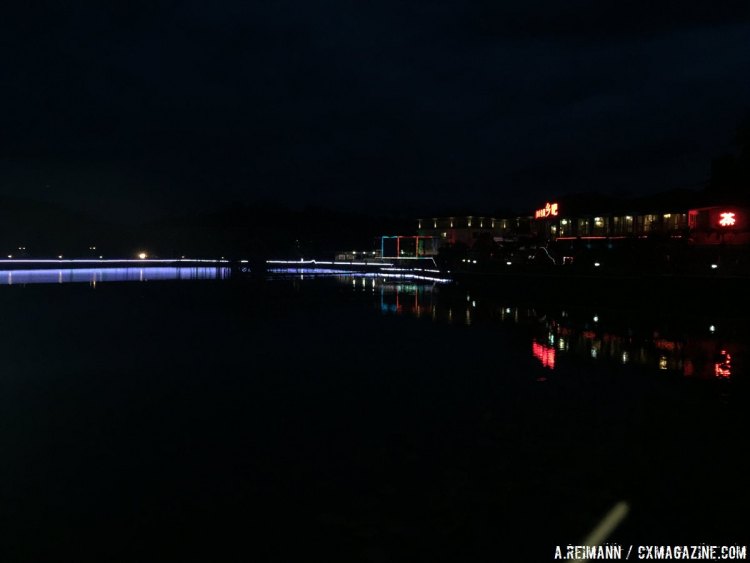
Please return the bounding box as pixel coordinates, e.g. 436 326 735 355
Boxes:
0 267 230 285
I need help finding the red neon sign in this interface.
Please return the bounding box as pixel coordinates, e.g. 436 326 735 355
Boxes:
535 202 559 219
718 212 736 227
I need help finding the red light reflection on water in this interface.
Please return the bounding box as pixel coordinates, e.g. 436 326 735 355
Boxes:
715 350 732 379
532 341 556 369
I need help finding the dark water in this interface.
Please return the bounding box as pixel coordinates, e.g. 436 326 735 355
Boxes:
0 274 747 562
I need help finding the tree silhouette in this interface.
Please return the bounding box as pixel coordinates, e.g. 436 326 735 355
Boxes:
709 117 750 200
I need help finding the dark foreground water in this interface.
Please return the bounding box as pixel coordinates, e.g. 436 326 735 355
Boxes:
0 273 747 562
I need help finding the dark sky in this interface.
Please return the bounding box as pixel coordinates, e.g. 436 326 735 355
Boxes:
2 1 750 218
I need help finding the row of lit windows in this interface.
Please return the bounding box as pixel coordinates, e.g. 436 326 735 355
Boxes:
419 213 691 236
418 217 499 230
552 214 688 236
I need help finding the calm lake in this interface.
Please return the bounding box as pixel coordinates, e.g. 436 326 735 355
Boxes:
1 270 747 562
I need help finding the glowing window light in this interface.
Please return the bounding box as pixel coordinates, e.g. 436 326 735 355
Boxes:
718 212 736 227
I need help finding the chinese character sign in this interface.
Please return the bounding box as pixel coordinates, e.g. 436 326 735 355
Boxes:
535 202 559 219
718 212 736 227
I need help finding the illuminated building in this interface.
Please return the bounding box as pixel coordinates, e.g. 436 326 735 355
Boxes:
416 216 514 247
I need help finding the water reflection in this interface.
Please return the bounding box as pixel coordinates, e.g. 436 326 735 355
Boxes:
349 277 744 381
0 267 230 285
532 340 556 369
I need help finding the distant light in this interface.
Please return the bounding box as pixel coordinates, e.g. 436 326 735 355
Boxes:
506 261 512 265
7 255 11 259
138 252 147 259
593 315 599 322
709 325 716 333
99 255 103 259
622 351 629 364
472 260 477 264
58 255 63 259
505 308 511 314
472 301 476 307
710 264 718 269
594 262 600 267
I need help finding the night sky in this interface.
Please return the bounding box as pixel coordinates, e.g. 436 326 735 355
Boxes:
2 1 750 219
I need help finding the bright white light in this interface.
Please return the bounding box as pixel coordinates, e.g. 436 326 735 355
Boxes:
709 325 716 333
138 252 147 259
506 261 512 265
594 262 600 267
505 308 511 314
58 255 63 259
472 301 476 307
710 264 718 269
472 260 477 264
593 315 599 322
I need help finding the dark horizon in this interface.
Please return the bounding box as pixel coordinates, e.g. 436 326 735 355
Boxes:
2 1 750 221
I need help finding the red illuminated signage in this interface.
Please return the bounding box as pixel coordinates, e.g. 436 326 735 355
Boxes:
718 211 736 227
535 202 559 219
